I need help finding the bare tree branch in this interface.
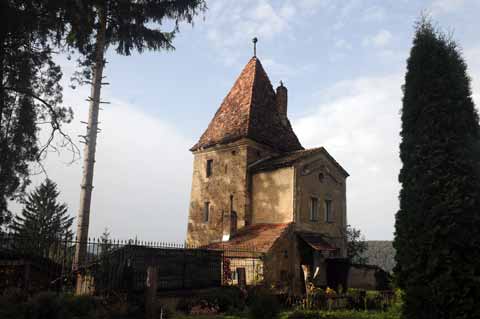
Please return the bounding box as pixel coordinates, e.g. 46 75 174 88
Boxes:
3 86 80 164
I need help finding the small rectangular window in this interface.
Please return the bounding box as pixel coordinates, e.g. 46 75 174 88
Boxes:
204 202 210 222
206 159 213 177
325 199 333 223
310 197 319 221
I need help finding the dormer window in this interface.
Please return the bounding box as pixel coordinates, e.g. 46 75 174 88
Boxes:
206 159 213 177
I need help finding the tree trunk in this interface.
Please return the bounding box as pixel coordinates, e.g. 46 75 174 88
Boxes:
73 3 107 272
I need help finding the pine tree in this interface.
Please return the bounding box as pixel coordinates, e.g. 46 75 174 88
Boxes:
100 227 112 256
0 1 83 231
11 178 73 256
394 19 480 318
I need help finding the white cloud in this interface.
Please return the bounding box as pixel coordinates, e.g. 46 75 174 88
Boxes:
204 0 341 65
465 46 480 106
293 74 404 240
334 39 353 50
298 0 335 12
253 2 288 38
14 84 194 242
363 30 393 48
292 44 480 240
362 6 386 22
430 0 465 15
205 1 293 65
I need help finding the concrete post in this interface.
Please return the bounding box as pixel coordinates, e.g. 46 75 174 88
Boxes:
145 266 158 319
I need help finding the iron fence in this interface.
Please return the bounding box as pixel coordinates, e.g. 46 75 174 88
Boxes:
0 233 264 295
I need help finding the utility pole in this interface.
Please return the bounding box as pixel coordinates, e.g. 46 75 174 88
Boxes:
73 3 107 276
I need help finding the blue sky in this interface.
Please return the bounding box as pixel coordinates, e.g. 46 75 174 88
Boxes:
24 0 480 242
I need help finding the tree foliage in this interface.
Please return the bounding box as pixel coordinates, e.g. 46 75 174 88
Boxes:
0 1 82 230
394 18 480 319
346 225 368 264
0 0 206 232
67 0 206 266
10 178 73 255
67 0 207 82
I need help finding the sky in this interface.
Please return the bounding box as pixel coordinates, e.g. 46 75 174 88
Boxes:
17 0 480 242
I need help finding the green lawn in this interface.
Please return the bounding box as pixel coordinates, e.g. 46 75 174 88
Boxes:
172 308 401 319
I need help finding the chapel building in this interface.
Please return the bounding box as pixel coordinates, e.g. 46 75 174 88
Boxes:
186 56 349 292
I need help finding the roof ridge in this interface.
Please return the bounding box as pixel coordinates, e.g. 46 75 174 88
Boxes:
245 56 257 137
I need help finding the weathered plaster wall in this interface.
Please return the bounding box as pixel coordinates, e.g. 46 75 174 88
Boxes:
294 153 348 257
347 265 377 290
262 225 305 295
251 167 294 224
186 139 276 247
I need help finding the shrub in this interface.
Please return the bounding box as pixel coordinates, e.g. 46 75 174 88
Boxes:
0 288 29 319
287 309 401 319
25 292 67 319
247 288 280 319
63 295 97 318
176 287 246 315
365 291 382 310
208 287 245 313
288 310 322 319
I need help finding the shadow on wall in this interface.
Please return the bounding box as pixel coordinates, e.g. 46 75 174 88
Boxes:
252 169 292 223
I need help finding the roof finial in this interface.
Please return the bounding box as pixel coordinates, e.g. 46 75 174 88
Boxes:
252 37 258 57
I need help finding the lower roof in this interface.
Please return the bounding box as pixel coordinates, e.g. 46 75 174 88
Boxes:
297 232 338 251
249 147 349 177
206 223 339 254
205 223 291 253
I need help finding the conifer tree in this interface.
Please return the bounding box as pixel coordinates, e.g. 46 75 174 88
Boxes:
394 19 480 318
0 1 80 230
11 178 73 255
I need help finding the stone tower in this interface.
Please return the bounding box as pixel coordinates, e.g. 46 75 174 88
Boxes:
186 57 303 247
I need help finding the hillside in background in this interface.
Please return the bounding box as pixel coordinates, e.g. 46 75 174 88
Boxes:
362 240 396 273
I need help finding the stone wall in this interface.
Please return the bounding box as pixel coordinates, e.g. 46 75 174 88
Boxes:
293 152 348 257
347 265 377 290
260 225 307 295
186 139 276 246
251 167 294 224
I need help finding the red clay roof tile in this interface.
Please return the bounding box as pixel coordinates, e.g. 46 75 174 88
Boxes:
205 223 291 253
191 57 303 153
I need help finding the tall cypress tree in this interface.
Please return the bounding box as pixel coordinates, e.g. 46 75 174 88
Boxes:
394 19 480 318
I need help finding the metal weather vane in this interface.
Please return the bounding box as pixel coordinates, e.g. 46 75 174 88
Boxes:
252 37 258 57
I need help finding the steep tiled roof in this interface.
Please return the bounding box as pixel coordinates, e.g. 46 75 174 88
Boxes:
190 57 303 153
249 147 349 177
206 223 291 253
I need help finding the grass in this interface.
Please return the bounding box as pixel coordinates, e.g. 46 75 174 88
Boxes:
172 308 401 319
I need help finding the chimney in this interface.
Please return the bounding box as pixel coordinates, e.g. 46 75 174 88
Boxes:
276 81 288 118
